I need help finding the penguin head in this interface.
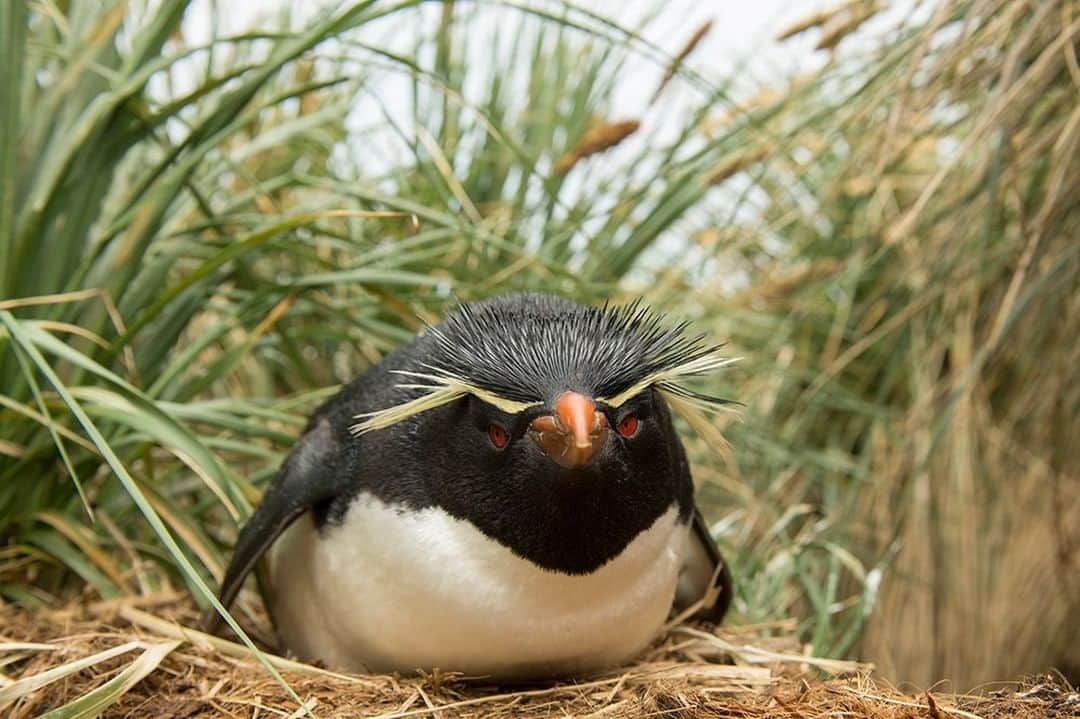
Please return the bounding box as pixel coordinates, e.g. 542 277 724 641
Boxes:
352 293 734 572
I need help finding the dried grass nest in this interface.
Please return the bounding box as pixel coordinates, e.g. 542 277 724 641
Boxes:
1 594 1075 718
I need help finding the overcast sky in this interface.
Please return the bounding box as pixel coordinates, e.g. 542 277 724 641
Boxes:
183 1 833 103
178 1 931 159
179 0 857 172
175 0 920 283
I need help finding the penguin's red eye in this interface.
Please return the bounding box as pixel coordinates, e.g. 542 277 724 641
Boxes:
487 424 509 449
617 413 639 438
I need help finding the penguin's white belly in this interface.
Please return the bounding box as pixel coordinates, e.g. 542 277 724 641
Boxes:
269 494 689 678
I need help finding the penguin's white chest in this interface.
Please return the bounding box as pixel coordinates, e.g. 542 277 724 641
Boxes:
269 494 689 678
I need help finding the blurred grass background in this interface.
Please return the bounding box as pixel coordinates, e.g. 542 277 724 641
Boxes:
1 0 1076 691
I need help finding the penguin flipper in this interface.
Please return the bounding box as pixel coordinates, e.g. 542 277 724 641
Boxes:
674 507 733 623
201 417 342 632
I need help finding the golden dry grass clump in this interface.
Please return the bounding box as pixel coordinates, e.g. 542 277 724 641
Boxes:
553 118 641 174
2 595 1075 718
689 0 1080 687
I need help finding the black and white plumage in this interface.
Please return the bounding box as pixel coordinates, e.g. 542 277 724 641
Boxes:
205 293 735 679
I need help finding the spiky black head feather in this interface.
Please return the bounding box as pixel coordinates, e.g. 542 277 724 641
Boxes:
353 293 734 434
429 293 721 403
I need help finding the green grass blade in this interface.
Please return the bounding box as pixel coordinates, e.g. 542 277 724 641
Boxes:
0 0 25 296
0 310 312 716
19 322 248 516
0 641 140 708
37 640 181 719
7 339 93 520
20 530 120 600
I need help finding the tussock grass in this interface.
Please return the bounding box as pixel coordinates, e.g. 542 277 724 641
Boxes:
679 0 1079 687
0 0 1076 708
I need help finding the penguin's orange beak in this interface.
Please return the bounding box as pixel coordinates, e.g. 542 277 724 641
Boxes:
528 391 608 468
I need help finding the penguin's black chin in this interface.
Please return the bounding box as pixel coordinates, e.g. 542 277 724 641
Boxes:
535 457 623 493
547 463 603 483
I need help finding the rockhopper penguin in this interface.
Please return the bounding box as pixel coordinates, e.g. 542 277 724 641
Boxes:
205 293 735 679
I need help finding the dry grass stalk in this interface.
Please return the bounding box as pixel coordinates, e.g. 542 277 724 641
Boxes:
775 0 866 41
554 118 641 174
816 1 884 51
704 145 773 185
884 12 1080 245
700 87 784 135
651 20 714 104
